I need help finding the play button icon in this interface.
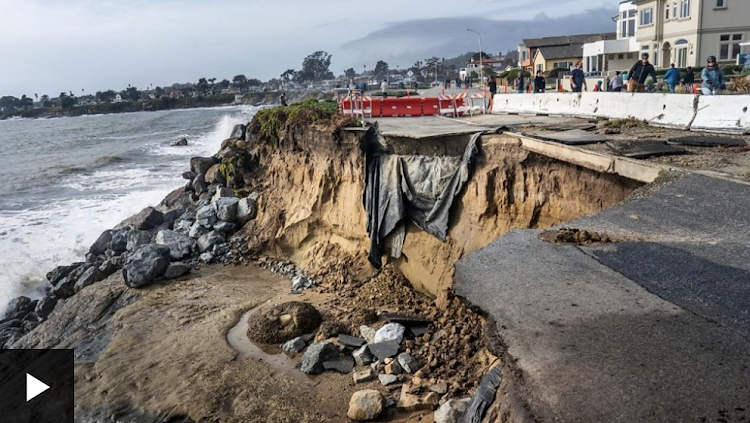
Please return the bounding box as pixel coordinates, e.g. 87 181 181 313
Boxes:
0 349 74 422
26 373 50 402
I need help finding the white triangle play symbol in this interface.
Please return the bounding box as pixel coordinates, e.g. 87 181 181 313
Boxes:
26 373 50 401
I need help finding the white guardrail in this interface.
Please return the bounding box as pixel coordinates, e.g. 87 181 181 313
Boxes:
490 93 750 134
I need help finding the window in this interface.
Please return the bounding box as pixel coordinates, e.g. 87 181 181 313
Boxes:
620 10 636 38
719 33 743 60
553 62 571 69
665 4 670 20
654 43 659 66
677 48 688 67
640 7 653 25
716 0 726 7
618 54 625 59
673 2 678 17
680 0 691 18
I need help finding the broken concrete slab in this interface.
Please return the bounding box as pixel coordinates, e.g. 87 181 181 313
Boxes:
454 228 750 423
668 135 746 147
605 140 687 159
338 334 366 348
524 128 607 145
367 341 401 362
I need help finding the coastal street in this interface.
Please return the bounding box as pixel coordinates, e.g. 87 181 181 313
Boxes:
455 173 750 422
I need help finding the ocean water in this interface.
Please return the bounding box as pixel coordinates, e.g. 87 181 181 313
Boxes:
0 105 258 315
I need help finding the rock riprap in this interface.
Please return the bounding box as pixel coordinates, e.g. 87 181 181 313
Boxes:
122 244 171 288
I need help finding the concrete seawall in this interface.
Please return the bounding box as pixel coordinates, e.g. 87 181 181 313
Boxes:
490 92 750 134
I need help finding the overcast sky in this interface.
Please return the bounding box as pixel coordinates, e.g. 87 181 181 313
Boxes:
0 0 619 97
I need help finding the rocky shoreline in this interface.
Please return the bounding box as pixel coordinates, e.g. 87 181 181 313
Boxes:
1 104 505 422
0 122 261 347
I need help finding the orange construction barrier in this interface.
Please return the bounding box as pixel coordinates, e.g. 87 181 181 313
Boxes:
422 97 440 116
380 97 422 117
340 96 354 116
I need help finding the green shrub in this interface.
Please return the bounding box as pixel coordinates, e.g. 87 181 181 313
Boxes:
248 98 337 147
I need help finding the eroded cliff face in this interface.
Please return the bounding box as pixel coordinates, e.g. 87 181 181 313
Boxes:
241 122 642 296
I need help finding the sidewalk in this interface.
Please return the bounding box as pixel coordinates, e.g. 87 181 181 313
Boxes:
454 173 750 422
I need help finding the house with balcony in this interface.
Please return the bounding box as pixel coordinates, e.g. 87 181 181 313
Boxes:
633 0 750 68
582 1 641 74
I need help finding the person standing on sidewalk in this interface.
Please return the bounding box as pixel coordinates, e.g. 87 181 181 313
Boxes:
701 56 725 95
534 71 546 93
664 64 680 93
683 67 695 93
380 80 388 98
628 53 656 93
610 71 624 92
570 62 586 93
488 74 497 111
517 71 525 93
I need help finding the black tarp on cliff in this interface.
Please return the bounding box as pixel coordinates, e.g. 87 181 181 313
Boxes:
364 132 480 268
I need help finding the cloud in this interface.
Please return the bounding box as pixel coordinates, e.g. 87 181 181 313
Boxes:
0 0 619 97
341 6 618 68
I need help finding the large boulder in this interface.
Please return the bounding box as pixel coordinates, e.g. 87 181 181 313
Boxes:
236 196 258 225
0 319 25 348
89 230 113 256
190 156 218 175
99 256 123 277
122 244 171 288
4 296 32 318
230 124 246 140
204 164 225 186
74 266 105 293
300 342 339 375
34 295 59 320
109 229 129 253
196 205 218 228
155 230 194 260
215 197 239 222
212 187 233 201
121 207 164 231
197 231 225 253
46 263 83 286
127 230 152 252
192 173 207 195
246 302 322 344
189 222 210 240
51 264 88 299
347 390 385 421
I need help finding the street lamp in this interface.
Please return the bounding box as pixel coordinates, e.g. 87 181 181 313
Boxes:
467 29 483 87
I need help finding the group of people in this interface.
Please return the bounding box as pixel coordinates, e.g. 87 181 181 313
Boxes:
570 53 726 95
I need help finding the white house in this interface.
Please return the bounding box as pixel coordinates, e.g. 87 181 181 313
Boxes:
633 0 750 68
582 1 641 74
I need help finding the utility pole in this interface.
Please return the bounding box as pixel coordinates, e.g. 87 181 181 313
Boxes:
467 28 483 86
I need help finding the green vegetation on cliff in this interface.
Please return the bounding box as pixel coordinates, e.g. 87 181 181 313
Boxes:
248 99 338 147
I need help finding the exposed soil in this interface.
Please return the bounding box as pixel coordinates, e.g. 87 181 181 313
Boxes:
246 301 322 343
539 227 613 245
12 110 650 422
